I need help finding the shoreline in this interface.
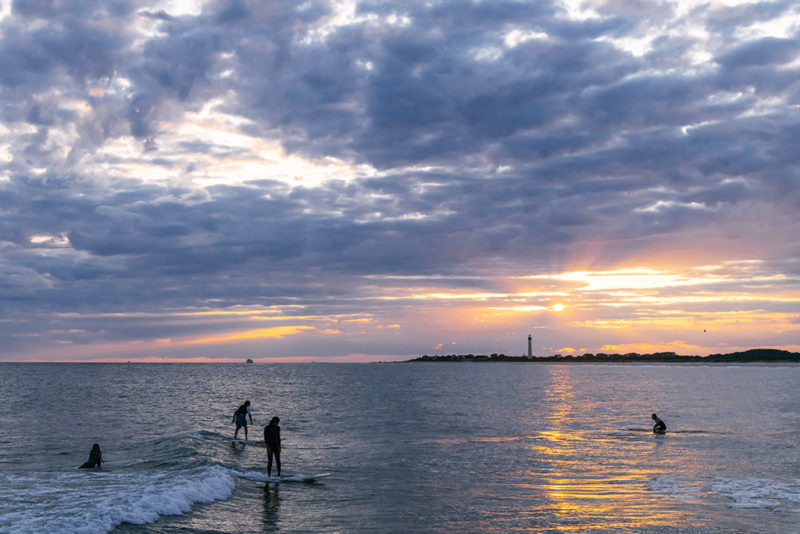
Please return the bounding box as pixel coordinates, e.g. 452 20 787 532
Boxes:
405 348 800 364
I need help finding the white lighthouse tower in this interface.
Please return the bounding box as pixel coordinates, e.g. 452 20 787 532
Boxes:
527 334 532 357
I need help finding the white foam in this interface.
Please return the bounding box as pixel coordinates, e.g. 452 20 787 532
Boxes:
712 477 800 510
0 465 235 534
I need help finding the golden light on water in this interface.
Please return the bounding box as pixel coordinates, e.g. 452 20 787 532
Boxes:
509 366 697 531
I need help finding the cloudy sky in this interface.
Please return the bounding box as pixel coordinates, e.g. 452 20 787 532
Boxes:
1 0 798 362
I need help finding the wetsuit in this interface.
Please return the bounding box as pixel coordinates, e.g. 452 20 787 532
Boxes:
653 417 666 434
234 404 249 430
264 423 281 476
80 448 102 468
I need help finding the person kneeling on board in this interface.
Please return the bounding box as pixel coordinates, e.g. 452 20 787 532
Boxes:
651 413 667 434
264 416 282 477
79 443 103 468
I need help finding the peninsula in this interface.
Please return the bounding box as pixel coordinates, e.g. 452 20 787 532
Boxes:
407 348 800 363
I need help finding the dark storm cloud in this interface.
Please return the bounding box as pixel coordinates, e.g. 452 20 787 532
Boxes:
2 1 132 87
718 36 800 70
1 0 799 357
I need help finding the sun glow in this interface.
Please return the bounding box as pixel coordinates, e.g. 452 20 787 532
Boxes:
530 268 714 292
14 258 800 361
367 260 800 356
174 326 313 346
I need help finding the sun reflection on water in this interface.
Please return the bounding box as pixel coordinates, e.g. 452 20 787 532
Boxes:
504 366 704 531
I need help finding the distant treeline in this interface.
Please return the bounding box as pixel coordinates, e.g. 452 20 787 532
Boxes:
407 348 800 363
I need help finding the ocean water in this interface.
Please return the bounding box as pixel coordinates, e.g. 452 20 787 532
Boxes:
0 362 798 533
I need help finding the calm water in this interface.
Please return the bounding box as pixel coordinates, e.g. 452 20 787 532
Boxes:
0 362 799 533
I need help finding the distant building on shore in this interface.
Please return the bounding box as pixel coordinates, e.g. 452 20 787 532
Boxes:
527 335 532 357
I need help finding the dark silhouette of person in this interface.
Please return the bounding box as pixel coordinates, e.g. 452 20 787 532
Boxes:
79 443 103 468
651 413 667 434
264 416 282 477
232 400 253 440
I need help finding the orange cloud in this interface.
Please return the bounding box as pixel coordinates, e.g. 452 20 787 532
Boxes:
601 341 701 354
177 325 313 346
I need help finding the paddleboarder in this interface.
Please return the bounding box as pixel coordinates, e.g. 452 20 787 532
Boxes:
264 416 282 477
232 400 253 440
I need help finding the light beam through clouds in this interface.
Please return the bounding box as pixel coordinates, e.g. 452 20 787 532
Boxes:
0 0 799 361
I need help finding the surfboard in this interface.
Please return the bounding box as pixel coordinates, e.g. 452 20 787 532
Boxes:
264 473 330 483
231 439 266 447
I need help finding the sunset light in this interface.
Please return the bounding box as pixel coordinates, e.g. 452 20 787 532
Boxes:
0 0 798 362
3 2 800 533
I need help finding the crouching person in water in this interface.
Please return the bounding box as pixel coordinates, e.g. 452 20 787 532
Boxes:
79 443 103 468
232 400 253 440
651 413 667 434
264 417 282 477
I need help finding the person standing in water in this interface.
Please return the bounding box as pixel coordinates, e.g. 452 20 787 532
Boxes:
651 413 667 434
79 443 103 468
232 400 253 440
264 416 282 477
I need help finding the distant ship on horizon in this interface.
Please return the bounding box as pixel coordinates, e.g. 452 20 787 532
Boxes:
246 358 254 363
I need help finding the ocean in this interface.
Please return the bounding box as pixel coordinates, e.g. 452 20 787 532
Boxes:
0 362 798 533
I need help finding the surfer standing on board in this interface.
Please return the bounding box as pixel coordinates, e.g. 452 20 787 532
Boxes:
651 413 667 434
264 416 282 477
233 400 253 440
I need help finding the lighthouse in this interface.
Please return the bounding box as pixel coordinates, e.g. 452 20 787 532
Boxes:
527 334 532 357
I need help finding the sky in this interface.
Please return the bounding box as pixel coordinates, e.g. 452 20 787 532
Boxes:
0 0 799 362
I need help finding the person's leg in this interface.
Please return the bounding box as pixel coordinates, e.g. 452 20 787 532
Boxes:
244 424 248 441
275 449 281 477
267 449 274 476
